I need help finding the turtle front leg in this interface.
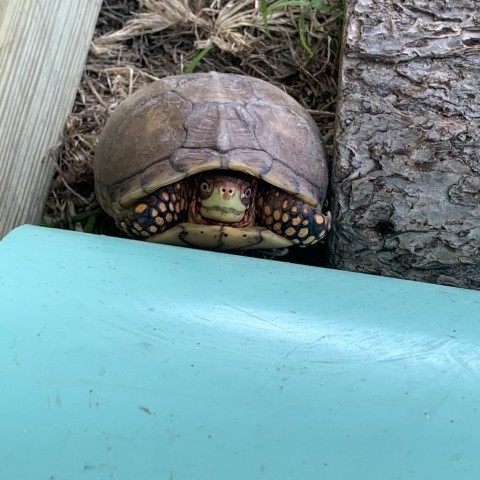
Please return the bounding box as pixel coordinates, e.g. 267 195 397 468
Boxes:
118 181 189 239
257 185 332 246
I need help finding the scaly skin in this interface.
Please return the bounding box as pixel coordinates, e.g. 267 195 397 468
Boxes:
257 184 331 246
117 171 330 247
118 182 189 238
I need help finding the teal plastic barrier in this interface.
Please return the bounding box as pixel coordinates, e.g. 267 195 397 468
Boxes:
1 225 479 479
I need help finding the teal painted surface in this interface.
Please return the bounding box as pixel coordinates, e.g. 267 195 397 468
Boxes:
1 225 480 479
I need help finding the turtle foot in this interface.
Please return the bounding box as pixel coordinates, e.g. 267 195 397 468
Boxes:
117 182 189 238
257 186 332 246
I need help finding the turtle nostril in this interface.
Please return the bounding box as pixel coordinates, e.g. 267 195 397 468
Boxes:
228 189 233 194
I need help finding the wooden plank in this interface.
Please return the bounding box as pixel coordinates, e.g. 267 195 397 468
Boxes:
331 0 480 289
0 0 102 239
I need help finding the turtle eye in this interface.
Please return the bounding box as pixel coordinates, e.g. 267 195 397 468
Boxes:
200 181 211 193
243 187 252 198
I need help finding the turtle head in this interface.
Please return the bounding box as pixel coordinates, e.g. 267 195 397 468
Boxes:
189 171 257 226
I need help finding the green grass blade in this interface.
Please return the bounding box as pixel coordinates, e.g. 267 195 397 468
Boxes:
185 46 213 74
298 7 313 56
83 215 97 234
41 208 103 228
260 0 271 35
266 0 311 14
267 0 343 16
323 130 335 144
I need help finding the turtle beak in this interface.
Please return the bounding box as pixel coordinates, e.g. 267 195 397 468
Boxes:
200 184 247 222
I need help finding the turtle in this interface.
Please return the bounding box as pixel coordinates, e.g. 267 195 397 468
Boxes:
94 72 332 251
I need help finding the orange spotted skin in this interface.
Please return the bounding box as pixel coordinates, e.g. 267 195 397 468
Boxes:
119 182 189 238
119 173 330 246
257 184 331 246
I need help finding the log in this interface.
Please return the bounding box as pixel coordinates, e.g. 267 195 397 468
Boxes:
0 0 102 239
330 0 480 290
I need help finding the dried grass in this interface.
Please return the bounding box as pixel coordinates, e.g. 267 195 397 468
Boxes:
43 0 343 246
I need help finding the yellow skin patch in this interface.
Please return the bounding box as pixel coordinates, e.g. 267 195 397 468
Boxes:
200 188 247 222
192 174 254 225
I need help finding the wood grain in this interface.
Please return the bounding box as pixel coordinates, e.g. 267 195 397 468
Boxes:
330 0 480 289
0 0 102 238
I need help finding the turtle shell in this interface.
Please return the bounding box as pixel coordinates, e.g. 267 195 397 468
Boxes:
94 72 328 218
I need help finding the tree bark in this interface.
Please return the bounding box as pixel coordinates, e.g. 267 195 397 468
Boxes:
330 0 480 290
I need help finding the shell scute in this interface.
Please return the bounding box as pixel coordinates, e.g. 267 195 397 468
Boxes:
173 73 253 104
247 101 327 203
226 150 273 177
96 91 190 187
183 103 257 153
170 149 223 176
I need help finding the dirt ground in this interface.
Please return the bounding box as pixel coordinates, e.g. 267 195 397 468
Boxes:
43 0 343 265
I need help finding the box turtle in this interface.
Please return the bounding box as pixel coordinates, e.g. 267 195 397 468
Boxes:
94 72 331 251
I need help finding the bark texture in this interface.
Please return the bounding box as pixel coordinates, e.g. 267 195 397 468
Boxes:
330 0 480 289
